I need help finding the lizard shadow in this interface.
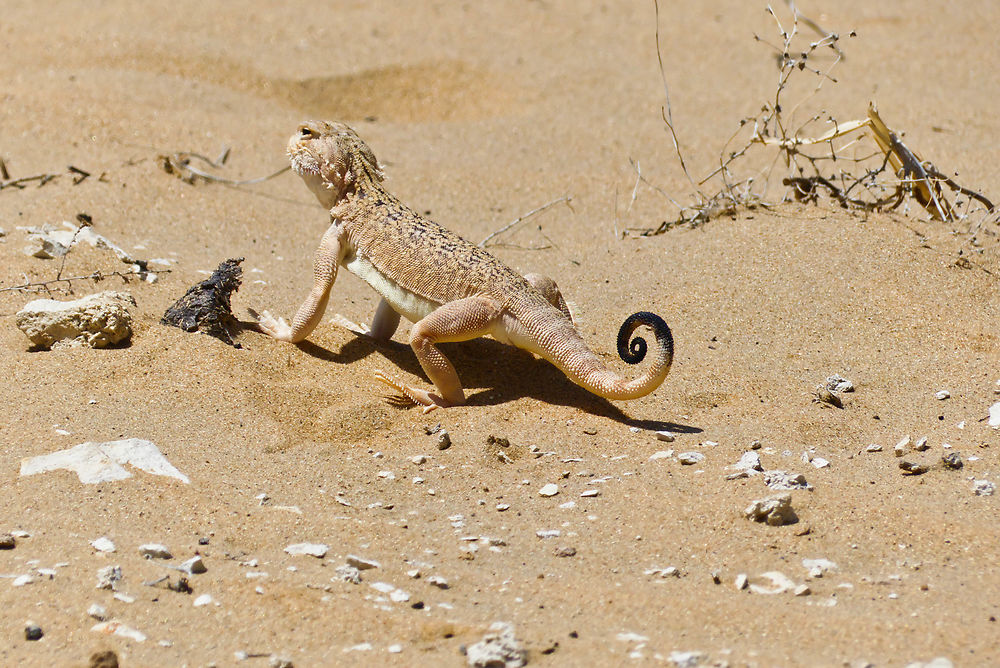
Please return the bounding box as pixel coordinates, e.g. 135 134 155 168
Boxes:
292 331 699 434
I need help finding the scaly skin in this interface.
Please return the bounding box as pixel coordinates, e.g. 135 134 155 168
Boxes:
257 121 674 412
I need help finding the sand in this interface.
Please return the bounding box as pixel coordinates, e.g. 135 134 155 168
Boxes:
1 1 998 665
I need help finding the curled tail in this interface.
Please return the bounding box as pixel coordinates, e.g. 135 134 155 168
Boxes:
536 310 674 401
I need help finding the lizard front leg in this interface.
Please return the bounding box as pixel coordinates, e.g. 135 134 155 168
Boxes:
375 296 501 412
257 225 343 343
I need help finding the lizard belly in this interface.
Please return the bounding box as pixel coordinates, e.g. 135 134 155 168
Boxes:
344 253 440 323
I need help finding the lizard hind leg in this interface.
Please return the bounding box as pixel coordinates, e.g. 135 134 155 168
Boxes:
374 296 502 411
524 273 573 323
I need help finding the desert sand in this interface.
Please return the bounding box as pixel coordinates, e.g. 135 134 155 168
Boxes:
1 1 999 666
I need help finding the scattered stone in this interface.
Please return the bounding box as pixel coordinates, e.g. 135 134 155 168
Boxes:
436 430 452 450
762 470 811 491
554 546 577 558
538 483 559 497
87 603 109 621
91 620 147 643
677 451 705 465
810 456 830 468
24 623 43 641
269 656 294 668
802 558 837 578
16 291 135 350
935 390 950 400
973 480 996 496
899 461 929 476
669 651 706 668
904 659 954 668
988 402 1000 428
793 584 811 596
744 493 797 526
346 555 380 570
814 386 843 408
138 543 172 560
536 530 561 539
377 470 396 480
730 451 763 474
866 444 883 453
913 437 930 452
749 571 796 595
0 534 14 550
161 257 244 347
193 593 214 607
12 574 33 587
91 537 116 553
10 530 30 538
284 543 329 558
411 454 427 465
335 565 362 584
655 431 676 442
466 622 526 668
734 574 748 590
20 438 189 485
96 565 123 590
941 452 963 470
496 503 510 511
895 437 910 457
825 374 855 393
177 556 207 575
580 489 599 497
648 450 673 461
427 575 450 589
645 566 680 578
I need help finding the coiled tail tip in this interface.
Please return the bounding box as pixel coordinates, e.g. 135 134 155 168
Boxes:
617 311 673 364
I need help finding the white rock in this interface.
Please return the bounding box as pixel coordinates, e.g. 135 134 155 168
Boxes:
427 575 450 589
411 455 427 465
655 431 676 442
866 444 883 452
794 584 811 596
114 592 135 603
669 650 706 668
284 543 329 558
730 451 763 473
177 556 207 574
914 437 930 452
138 543 172 559
87 603 108 621
763 470 811 490
580 489 600 497
496 503 510 511
96 565 122 590
15 291 135 349
20 438 189 484
388 644 403 654
677 452 705 465
988 402 1000 428
744 493 797 526
377 470 395 480
734 573 748 590
91 620 146 643
389 588 410 603
12 574 33 587
825 374 854 392
802 558 837 577
335 565 362 584
749 571 796 595
973 480 996 496
346 554 380 570
193 593 214 607
538 483 559 497
535 530 561 539
91 537 116 553
810 457 830 468
935 390 950 400
904 659 954 668
370 581 395 594
466 622 526 668
649 450 673 461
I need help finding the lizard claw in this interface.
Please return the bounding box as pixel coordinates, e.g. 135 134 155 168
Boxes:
254 309 294 341
374 370 442 413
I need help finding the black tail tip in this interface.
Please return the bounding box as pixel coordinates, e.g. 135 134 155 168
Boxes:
617 311 673 364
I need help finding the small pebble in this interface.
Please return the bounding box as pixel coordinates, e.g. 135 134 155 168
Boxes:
193 593 214 607
426 575 450 589
825 374 854 393
178 556 207 574
655 431 676 442
335 565 362 584
24 623 43 641
973 480 996 496
0 534 15 550
941 452 963 469
436 430 451 450
284 543 329 558
580 490 599 498
536 530 561 539
87 603 108 621
555 546 577 558
138 543 172 560
539 483 559 497
346 555 380 570
411 455 427 465
914 437 930 452
648 450 673 461
496 503 510 511
734 574 748 590
935 390 950 400
91 537 116 553
866 444 883 453
899 461 929 476
677 452 705 465
12 574 33 587
793 584 811 596
96 565 122 590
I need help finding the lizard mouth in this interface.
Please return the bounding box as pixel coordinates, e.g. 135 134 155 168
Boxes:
287 144 321 177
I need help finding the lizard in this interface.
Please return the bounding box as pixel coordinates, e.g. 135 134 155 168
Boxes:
255 121 674 412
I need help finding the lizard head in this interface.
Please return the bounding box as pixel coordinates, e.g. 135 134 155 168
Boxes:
287 121 384 209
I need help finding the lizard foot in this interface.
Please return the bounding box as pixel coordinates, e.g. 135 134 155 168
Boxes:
251 308 294 341
374 370 446 414
330 313 371 337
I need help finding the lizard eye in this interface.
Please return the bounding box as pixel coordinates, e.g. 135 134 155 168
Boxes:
299 126 317 139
